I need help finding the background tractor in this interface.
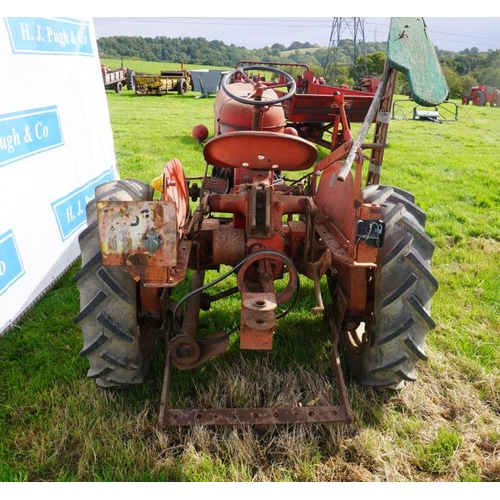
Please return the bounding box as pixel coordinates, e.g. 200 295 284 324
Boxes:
462 84 500 107
76 18 448 427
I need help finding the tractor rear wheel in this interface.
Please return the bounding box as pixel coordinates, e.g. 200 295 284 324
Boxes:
75 179 156 388
126 70 136 91
339 185 438 389
474 90 486 106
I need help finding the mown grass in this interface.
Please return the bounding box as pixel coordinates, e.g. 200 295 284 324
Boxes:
1 75 499 482
101 58 230 74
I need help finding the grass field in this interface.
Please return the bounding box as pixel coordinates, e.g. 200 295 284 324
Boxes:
1 67 499 482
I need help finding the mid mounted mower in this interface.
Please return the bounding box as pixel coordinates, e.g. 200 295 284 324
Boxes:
75 18 448 426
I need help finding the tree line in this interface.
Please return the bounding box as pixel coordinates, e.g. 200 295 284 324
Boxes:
97 35 500 99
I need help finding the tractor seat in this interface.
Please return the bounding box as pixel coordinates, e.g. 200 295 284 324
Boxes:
203 131 318 172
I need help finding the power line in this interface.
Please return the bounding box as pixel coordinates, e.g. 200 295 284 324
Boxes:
363 20 500 48
323 18 367 84
93 17 335 29
364 20 500 49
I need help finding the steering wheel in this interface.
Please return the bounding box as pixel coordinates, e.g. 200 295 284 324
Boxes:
220 65 296 106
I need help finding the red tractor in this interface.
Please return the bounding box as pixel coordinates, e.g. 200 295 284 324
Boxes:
463 84 500 107
75 18 448 427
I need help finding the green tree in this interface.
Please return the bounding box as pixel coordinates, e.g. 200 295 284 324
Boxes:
476 67 500 89
271 43 286 52
287 41 303 50
461 74 478 97
353 51 386 77
441 66 463 99
365 51 386 75
96 35 500 86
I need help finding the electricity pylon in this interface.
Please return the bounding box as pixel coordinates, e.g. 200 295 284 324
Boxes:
322 17 368 85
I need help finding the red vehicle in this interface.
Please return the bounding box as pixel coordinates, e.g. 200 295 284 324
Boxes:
353 76 381 94
463 84 500 107
75 18 448 427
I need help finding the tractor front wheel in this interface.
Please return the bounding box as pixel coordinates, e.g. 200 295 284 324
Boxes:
75 179 156 388
339 185 438 389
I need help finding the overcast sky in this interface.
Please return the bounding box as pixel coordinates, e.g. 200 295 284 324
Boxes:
91 16 500 53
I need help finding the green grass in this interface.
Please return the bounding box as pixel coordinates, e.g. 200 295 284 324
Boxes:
1 80 500 481
414 427 463 475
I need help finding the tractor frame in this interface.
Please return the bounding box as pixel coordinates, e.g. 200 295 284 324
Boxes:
76 18 448 427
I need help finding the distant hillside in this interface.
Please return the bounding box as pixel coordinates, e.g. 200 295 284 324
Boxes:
96 35 387 69
97 35 500 98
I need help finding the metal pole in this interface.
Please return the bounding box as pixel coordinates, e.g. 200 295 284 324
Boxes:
337 62 391 182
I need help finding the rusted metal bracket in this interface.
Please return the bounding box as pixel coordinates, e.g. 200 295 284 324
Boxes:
157 315 352 427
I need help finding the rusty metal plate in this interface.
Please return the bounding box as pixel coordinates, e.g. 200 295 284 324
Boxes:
97 201 178 267
163 405 350 426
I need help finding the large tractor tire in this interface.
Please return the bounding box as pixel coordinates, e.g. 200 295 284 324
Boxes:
75 179 156 388
126 70 136 91
340 185 438 389
473 90 486 106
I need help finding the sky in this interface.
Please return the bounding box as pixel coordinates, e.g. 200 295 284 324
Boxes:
6 3 500 53
92 16 500 53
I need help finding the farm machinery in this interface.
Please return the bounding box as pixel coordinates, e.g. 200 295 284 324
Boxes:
132 68 192 96
101 64 135 93
462 84 500 107
356 76 381 94
75 18 448 427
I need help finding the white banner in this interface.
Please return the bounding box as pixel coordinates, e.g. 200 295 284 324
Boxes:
0 17 119 336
